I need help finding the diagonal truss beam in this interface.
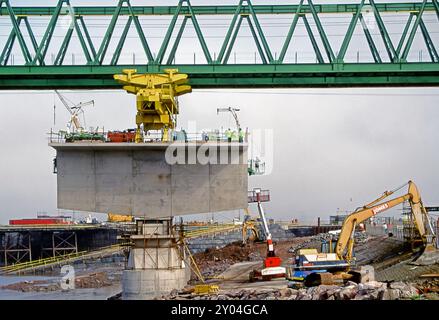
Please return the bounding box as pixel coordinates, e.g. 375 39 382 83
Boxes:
111 16 132 65
0 16 23 66
32 0 72 66
337 0 403 63
397 13 415 57
307 0 335 63
155 0 212 65
0 1 437 67
94 0 153 65
51 15 96 65
369 0 398 62
217 0 273 64
278 0 335 64
400 0 428 61
278 0 303 63
359 13 382 63
302 15 324 63
0 0 32 64
419 16 439 62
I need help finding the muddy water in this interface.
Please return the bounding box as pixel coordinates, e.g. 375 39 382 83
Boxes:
0 275 121 300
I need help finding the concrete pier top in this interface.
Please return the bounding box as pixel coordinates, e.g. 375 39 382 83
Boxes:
51 141 248 218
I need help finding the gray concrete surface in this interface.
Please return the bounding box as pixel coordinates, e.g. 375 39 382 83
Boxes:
123 219 191 299
50 142 248 217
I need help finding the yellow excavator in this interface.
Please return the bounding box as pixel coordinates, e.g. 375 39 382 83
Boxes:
291 181 438 285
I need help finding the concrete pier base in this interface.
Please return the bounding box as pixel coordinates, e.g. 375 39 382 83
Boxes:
122 219 190 300
122 268 188 300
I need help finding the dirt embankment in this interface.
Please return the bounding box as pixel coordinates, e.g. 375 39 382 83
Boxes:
192 239 311 278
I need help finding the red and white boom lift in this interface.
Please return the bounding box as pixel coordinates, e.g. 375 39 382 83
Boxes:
248 188 286 281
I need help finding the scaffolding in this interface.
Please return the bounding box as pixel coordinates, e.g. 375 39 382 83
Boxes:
42 231 78 258
402 201 424 248
0 232 32 266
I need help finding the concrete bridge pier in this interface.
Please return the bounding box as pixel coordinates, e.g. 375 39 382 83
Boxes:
122 219 190 300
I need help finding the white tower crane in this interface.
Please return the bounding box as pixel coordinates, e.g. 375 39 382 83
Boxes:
217 107 241 131
55 90 94 133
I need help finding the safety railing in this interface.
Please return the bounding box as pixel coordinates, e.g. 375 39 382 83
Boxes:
48 129 248 144
179 223 241 239
0 243 128 274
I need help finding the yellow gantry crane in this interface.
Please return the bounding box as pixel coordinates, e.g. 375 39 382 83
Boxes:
114 69 192 142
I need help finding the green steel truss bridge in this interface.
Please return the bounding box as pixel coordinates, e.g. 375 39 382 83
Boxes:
0 0 439 89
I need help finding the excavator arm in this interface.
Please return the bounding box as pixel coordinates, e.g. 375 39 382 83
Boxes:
336 193 410 262
335 181 436 263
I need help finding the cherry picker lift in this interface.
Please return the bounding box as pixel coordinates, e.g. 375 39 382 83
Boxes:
248 189 286 282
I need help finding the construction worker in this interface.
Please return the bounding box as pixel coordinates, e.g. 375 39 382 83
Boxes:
383 222 388 235
254 157 260 174
231 130 238 142
225 128 232 142
238 128 245 143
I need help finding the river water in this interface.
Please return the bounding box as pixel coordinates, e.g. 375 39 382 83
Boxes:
0 275 121 300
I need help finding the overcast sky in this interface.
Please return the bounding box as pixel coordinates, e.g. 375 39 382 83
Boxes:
0 1 438 224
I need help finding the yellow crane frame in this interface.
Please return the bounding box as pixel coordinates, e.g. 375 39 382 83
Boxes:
114 69 192 142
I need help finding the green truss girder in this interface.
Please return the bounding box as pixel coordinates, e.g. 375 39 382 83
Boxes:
217 0 273 64
94 0 153 65
0 0 438 89
1 0 438 66
155 0 212 65
4 3 438 16
0 63 439 89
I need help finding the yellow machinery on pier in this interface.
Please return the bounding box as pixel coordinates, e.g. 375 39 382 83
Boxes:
114 69 192 142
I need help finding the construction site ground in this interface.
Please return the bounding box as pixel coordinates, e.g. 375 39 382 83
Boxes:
1 233 438 300
163 233 439 300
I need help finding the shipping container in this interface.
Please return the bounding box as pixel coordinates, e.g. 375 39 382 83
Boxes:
9 218 70 225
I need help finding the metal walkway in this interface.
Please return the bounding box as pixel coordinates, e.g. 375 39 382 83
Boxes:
182 223 242 239
0 243 127 275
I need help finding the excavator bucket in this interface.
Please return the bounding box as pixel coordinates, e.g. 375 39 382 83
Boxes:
412 244 439 266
